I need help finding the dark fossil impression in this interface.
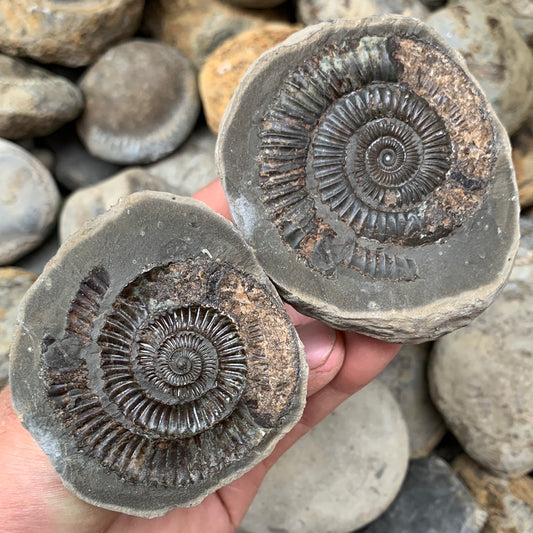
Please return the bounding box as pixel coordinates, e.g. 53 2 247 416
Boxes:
217 16 520 343
9 192 307 516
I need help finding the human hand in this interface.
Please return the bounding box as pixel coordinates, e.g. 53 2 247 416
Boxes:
0 179 401 533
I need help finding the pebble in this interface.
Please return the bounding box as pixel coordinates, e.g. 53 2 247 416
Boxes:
453 453 533 533
199 24 300 133
0 54 83 139
225 0 287 7
360 456 488 532
0 139 60 266
59 168 164 243
238 381 409 533
77 39 200 165
378 343 446 459
512 118 533 209
44 124 122 191
498 0 533 44
0 267 36 389
425 0 533 135
14 232 60 276
0 0 145 67
144 126 217 196
143 0 289 69
429 217 533 477
297 0 428 26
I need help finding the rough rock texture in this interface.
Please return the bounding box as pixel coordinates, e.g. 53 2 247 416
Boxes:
426 0 533 135
0 0 145 67
143 0 289 68
378 343 446 458
144 126 217 196
429 217 533 477
512 118 533 208
238 381 409 533
77 39 200 165
0 54 83 139
0 139 61 265
453 454 533 533
10 192 307 516
59 168 163 243
44 125 122 191
297 0 428 26
218 17 520 343
0 267 36 388
199 24 300 133
360 456 487 532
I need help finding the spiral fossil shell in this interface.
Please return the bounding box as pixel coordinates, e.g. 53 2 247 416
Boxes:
9 192 307 516
217 16 520 343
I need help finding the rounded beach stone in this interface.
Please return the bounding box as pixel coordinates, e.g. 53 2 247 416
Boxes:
10 191 307 516
143 0 289 69
59 168 164 243
224 0 287 7
297 0 428 26
0 0 145 67
77 39 200 165
0 139 61 265
144 126 217 196
0 267 36 389
360 456 488 533
491 0 533 45
512 119 533 209
429 218 533 477
199 24 301 133
378 343 446 458
238 381 409 533
453 454 533 533
217 16 520 343
0 54 83 139
426 0 533 135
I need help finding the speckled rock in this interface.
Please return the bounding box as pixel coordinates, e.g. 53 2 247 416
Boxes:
493 0 533 45
453 454 533 533
360 456 487 532
44 125 122 191
0 139 60 265
144 127 217 196
0 267 36 388
426 0 533 135
143 0 289 69
429 217 533 477
0 0 145 67
77 39 200 165
378 343 446 458
59 168 163 243
238 381 409 533
199 24 300 133
512 118 533 209
297 0 428 26
0 54 83 139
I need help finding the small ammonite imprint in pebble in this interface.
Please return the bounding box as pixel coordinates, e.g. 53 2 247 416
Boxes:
218 16 519 343
10 192 307 517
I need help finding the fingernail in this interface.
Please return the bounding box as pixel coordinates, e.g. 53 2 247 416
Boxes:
298 322 336 369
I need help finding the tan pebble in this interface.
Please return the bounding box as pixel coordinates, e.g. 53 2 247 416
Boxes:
199 24 301 133
512 120 533 209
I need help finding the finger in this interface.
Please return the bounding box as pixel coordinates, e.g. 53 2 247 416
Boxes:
192 178 232 220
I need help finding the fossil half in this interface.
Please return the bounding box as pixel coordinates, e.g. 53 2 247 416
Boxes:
217 16 520 343
9 192 307 517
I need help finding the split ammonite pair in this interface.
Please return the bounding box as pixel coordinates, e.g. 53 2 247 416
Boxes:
10 16 519 516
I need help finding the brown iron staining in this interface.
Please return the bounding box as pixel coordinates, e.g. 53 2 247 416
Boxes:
259 29 495 281
42 259 300 487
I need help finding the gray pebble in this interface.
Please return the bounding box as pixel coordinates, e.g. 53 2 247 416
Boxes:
359 456 487 532
0 139 60 265
378 343 446 459
429 217 533 477
0 54 83 139
77 39 200 165
239 381 409 533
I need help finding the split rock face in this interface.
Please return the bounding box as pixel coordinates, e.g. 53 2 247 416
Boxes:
9 192 307 516
217 16 520 343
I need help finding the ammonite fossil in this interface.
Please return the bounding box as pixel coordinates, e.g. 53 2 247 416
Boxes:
217 16 520 343
9 192 307 516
